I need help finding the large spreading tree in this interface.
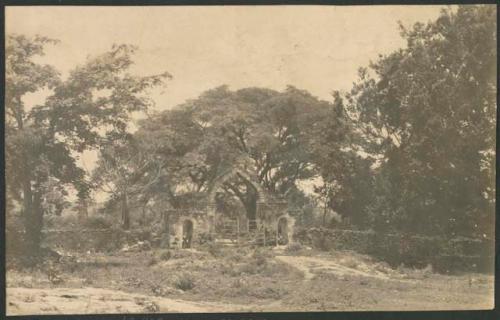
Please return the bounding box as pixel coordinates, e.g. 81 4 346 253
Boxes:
178 86 327 220
342 5 496 237
6 35 170 259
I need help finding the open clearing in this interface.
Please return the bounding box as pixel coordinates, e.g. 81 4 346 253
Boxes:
7 287 256 314
6 247 494 314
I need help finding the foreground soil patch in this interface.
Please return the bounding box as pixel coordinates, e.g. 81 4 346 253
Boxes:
6 248 494 314
7 287 257 315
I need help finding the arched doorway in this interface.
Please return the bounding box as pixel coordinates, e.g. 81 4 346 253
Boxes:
277 217 289 245
207 168 268 232
182 220 194 248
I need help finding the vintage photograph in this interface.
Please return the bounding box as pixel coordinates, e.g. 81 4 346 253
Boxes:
5 4 496 315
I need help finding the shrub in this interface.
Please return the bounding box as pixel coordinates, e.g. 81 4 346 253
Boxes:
251 248 273 264
197 232 214 245
83 215 113 229
233 249 277 276
159 250 171 261
147 257 157 266
174 273 195 291
221 262 240 276
247 286 286 299
93 226 127 252
6 215 26 261
136 228 152 241
237 261 260 275
225 250 245 263
397 263 434 279
342 257 359 269
169 249 209 260
202 242 223 258
284 242 303 254
254 254 267 267
44 214 79 229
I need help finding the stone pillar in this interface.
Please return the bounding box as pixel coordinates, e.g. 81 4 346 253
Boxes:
161 210 171 248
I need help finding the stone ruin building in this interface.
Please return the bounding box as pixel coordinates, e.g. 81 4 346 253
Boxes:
167 166 296 249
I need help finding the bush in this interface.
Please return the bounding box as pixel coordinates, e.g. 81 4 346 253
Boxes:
247 286 286 299
397 263 434 279
197 232 214 245
93 226 127 252
147 257 158 266
284 242 303 254
83 215 113 229
342 257 360 269
42 226 127 252
231 249 277 276
174 273 195 291
221 262 240 276
237 261 260 275
44 214 79 229
252 248 273 264
6 215 26 261
159 250 171 261
202 242 223 258
125 228 153 244
169 249 209 260
225 250 245 263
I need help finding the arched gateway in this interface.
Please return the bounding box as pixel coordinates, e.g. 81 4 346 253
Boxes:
207 168 268 210
169 165 295 248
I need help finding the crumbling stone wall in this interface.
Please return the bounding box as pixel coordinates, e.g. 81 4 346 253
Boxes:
170 215 211 248
273 214 296 245
294 227 494 273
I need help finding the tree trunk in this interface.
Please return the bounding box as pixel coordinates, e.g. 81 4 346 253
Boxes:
140 197 149 226
322 202 328 226
78 198 88 223
243 190 258 231
22 178 35 254
22 178 44 262
243 195 257 220
121 193 130 230
162 211 170 248
224 179 258 229
32 191 44 248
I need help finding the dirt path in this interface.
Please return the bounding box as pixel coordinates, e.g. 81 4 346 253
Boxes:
275 255 408 281
6 287 258 315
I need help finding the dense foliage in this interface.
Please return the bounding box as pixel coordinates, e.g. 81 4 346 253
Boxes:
6 6 496 261
345 6 496 238
6 35 170 258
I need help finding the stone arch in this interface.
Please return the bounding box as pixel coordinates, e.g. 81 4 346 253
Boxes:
173 216 198 248
207 168 268 215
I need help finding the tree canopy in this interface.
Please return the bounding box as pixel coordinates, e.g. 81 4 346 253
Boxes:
6 34 170 256
6 6 496 260
342 5 496 237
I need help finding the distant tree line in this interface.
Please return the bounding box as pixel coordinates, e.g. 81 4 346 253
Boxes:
6 6 496 261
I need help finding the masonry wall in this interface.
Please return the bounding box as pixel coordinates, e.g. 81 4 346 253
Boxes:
293 227 495 273
170 215 211 248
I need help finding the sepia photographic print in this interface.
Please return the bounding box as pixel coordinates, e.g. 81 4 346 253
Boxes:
4 3 497 316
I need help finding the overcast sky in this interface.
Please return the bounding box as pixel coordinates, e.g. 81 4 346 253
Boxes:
7 5 448 109
7 5 448 201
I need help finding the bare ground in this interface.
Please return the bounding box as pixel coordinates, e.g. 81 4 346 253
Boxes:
6 247 494 315
7 287 257 314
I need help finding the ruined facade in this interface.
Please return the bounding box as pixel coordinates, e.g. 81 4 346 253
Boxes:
168 166 296 248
